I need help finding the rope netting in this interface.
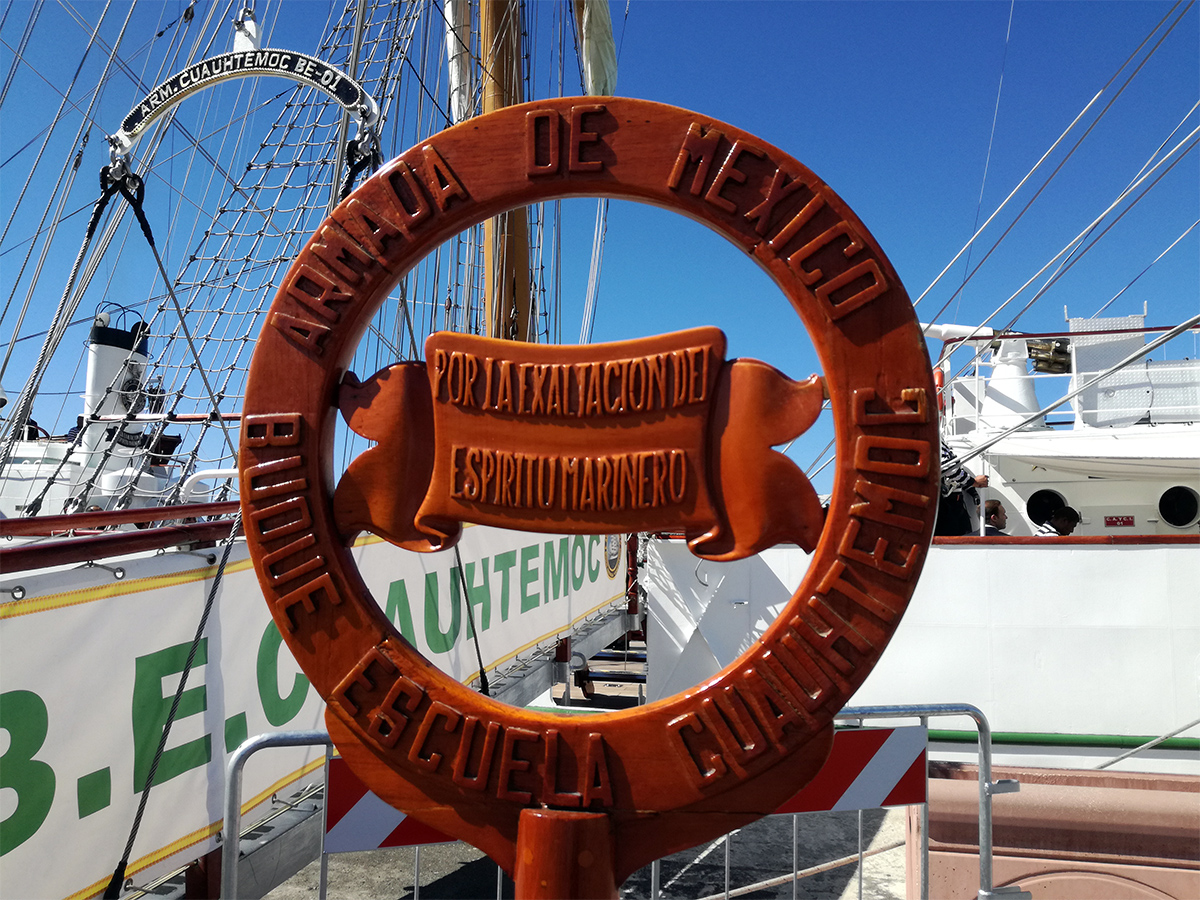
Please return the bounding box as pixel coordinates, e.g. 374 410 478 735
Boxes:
1 0 580 514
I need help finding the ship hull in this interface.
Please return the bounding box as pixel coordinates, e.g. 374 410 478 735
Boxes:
644 538 1200 774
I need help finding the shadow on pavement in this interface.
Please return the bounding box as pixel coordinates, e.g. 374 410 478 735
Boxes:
620 808 892 899
399 855 514 900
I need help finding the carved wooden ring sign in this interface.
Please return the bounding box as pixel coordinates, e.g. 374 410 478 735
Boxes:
241 97 938 886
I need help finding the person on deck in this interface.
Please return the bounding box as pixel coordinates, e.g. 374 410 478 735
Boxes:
984 499 1008 536
935 441 988 536
1035 506 1080 537
64 415 83 442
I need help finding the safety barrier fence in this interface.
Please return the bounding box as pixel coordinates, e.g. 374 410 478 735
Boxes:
220 704 1028 900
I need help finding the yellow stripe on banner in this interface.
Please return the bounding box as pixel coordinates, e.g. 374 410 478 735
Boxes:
568 592 629 632
6 525 606 620
7 530 390 621
0 555 256 620
65 756 327 900
461 590 628 683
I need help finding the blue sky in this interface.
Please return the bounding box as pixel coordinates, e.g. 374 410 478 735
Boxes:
558 1 1199 482
580 1 1197 346
2 0 1197 489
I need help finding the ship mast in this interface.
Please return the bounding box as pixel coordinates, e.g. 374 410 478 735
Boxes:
479 0 532 341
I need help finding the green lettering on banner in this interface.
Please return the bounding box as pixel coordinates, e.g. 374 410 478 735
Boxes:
544 538 570 603
257 621 310 726
132 641 211 791
424 571 461 653
587 535 601 582
463 560 491 633
571 536 587 590
225 713 249 753
520 544 540 612
0 690 55 855
76 767 111 819
385 579 418 644
493 551 517 622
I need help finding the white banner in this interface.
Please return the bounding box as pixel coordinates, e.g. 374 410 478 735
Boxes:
0 526 625 899
353 526 628 683
0 545 324 900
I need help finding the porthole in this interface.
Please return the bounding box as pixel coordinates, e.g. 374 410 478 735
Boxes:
1159 486 1200 528
1027 489 1066 526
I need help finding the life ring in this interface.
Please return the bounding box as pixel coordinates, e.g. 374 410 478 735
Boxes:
240 97 939 885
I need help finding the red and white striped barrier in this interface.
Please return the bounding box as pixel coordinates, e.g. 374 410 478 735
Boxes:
324 757 454 853
777 725 926 814
324 725 925 852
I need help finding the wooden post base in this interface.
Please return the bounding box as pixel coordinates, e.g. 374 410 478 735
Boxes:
513 809 617 899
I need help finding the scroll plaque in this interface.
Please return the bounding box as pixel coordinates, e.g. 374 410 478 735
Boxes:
335 327 827 559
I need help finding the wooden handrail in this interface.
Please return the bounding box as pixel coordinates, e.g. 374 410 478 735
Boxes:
648 532 1199 546
0 519 242 575
0 500 240 536
4 524 1191 580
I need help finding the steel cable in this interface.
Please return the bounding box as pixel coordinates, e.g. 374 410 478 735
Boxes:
0 171 123 484
914 0 1190 314
101 510 244 899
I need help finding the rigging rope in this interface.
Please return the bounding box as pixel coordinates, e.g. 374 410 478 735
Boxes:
922 0 1195 343
101 511 244 900
952 0 1014 322
0 0 132 383
0 0 45 128
28 152 255 515
982 137 1198 339
916 132 1199 422
1001 96 1200 328
919 3 1198 392
914 0 1189 314
1096 715 1200 770
811 120 1195 477
954 314 1200 470
5 0 522 516
1093 219 1200 318
454 543 491 696
117 167 241 460
933 127 1198 375
578 198 608 344
13 161 229 517
336 128 383 201
0 154 87 385
0 167 124 480
327 0 372 216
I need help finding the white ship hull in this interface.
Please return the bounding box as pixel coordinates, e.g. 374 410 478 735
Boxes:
644 538 1199 775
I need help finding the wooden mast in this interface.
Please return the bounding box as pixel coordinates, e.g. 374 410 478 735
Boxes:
479 0 532 341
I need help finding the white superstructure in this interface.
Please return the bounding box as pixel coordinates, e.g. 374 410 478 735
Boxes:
644 315 1200 774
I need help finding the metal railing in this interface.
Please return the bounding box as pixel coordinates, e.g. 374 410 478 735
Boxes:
834 704 1030 900
645 703 1028 900
222 730 333 900
219 704 1030 900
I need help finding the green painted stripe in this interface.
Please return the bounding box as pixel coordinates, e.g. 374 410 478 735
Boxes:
928 729 1200 752
525 704 608 715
